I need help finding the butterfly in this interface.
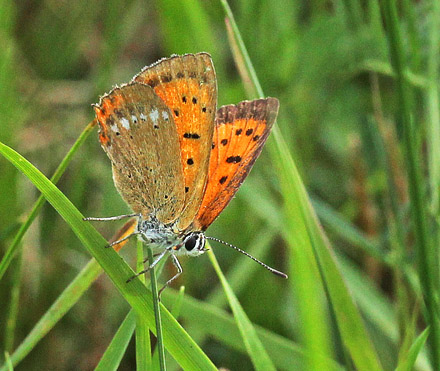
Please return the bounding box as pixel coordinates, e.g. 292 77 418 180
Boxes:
86 53 287 291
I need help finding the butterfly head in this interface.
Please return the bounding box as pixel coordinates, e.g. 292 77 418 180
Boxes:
179 232 207 256
136 217 206 256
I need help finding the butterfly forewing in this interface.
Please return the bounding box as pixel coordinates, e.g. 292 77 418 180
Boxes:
94 83 185 224
133 53 217 230
193 98 279 231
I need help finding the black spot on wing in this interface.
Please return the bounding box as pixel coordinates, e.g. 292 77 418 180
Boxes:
183 133 200 139
219 176 228 184
226 156 242 163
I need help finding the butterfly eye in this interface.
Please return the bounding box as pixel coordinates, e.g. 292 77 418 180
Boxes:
184 235 198 251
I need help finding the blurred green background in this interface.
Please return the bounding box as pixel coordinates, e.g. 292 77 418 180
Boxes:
0 0 438 370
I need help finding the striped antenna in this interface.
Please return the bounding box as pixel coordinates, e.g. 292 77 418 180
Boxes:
206 236 288 279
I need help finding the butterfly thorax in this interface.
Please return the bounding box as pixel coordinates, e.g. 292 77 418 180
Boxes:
136 217 206 257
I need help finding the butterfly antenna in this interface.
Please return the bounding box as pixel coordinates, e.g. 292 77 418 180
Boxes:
206 236 288 279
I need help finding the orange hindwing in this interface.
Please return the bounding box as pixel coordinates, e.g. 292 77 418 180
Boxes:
194 97 279 231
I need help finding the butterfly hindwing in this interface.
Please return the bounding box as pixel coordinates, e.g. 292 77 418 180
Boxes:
193 98 279 231
133 53 217 230
94 83 185 224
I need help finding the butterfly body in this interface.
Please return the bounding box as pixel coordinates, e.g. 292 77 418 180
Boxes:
90 53 282 286
136 216 206 257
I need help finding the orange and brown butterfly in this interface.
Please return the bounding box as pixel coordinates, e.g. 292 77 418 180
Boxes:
86 53 286 289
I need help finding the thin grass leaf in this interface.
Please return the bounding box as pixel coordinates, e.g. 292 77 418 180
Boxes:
311 198 385 262
3 250 22 352
148 247 166 371
157 0 218 56
208 248 276 371
219 3 333 369
0 142 216 371
382 1 440 367
170 286 185 317
206 228 276 306
1 258 102 370
153 286 186 369
95 311 136 371
136 239 151 371
220 1 382 369
354 59 428 88
395 328 430 371
276 138 382 370
162 286 343 370
426 0 440 216
0 120 96 281
3 353 12 371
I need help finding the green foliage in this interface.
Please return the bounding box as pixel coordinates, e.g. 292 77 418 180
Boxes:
0 0 439 370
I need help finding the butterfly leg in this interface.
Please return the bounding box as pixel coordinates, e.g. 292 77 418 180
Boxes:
107 231 141 248
158 255 182 297
126 248 170 283
143 252 162 264
83 213 141 222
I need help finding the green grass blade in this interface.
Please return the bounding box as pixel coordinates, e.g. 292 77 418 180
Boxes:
354 59 428 88
383 0 440 367
161 288 343 371
95 311 136 371
220 1 382 368
275 135 382 370
0 120 96 281
395 328 430 371
3 250 22 352
170 286 185 317
153 286 186 369
0 141 216 371
312 198 385 262
206 228 276 306
3 353 12 371
148 247 166 371
208 248 276 371
426 0 440 215
136 239 151 371
219 3 333 368
1 258 102 370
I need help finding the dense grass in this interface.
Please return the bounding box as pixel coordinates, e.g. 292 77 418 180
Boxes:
1 0 439 370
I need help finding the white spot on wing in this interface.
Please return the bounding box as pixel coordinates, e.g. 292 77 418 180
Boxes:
131 115 138 124
110 124 118 133
121 118 130 130
162 111 169 120
149 109 159 123
140 113 147 121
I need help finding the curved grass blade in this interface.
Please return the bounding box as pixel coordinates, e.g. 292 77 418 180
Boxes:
0 120 96 281
135 239 151 371
208 248 276 371
383 0 440 367
219 1 382 369
95 311 136 371
152 286 185 369
0 141 216 371
160 289 343 370
147 247 166 371
0 258 102 371
395 327 430 371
